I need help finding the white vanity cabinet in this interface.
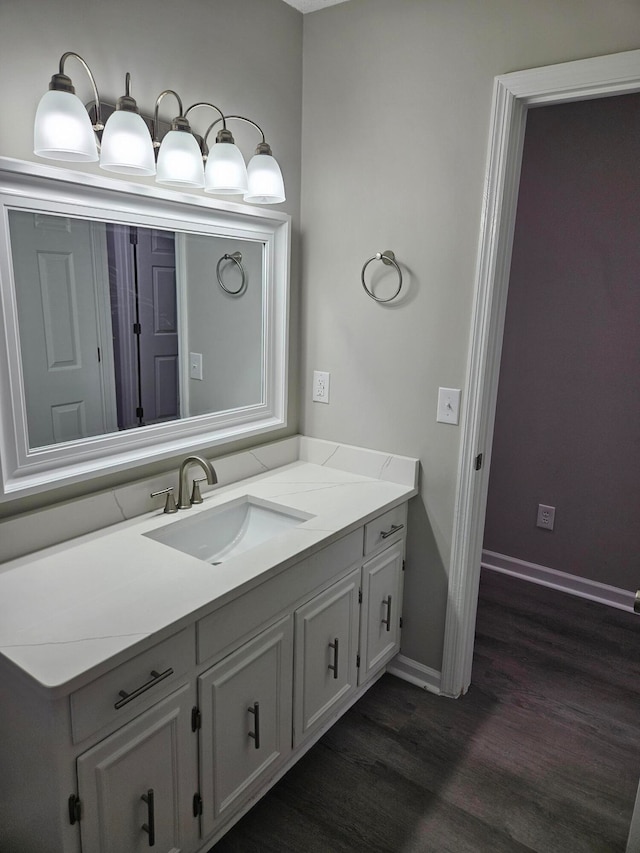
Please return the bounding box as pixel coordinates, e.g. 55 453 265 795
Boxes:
359 540 404 684
293 567 361 746
76 682 200 853
0 499 409 853
198 616 293 837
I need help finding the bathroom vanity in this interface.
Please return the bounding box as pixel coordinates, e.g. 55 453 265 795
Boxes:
0 445 418 853
0 158 418 852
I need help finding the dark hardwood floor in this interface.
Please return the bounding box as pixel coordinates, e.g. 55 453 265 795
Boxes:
211 570 640 852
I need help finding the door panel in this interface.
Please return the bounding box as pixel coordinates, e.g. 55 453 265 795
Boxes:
77 683 198 853
360 541 404 684
9 211 116 447
294 568 360 746
136 227 179 424
198 617 293 836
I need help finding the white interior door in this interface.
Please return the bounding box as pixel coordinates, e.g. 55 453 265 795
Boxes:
9 210 117 448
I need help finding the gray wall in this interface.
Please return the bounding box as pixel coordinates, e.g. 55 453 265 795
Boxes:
483 93 640 592
0 0 302 519
299 0 640 670
184 234 263 415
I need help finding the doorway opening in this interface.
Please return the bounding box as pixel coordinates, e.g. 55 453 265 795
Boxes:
440 48 640 699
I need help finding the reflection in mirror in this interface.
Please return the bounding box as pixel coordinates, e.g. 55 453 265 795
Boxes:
9 211 264 450
106 223 179 433
183 234 263 416
0 158 289 500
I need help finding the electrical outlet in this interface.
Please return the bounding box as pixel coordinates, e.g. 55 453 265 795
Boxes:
312 370 330 404
536 504 556 531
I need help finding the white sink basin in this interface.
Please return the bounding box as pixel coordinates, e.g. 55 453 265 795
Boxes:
144 496 313 564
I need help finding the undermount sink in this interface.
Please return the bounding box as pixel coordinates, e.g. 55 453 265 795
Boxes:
144 496 314 565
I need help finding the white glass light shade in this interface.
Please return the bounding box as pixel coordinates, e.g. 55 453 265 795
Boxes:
100 111 156 176
34 89 98 162
244 154 285 204
155 130 204 188
204 143 248 194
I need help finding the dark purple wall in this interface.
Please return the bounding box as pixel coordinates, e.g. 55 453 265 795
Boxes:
483 93 640 590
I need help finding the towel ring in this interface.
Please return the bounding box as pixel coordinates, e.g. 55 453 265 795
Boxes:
216 252 246 296
361 250 403 303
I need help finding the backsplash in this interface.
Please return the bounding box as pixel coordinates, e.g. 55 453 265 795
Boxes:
0 436 418 564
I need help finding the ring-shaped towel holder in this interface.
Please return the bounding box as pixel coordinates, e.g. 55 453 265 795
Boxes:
216 251 246 296
361 250 403 302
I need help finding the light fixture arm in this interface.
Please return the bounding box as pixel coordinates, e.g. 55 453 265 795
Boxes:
204 114 268 153
152 89 185 147
52 52 103 130
185 102 227 130
116 72 139 113
184 102 228 154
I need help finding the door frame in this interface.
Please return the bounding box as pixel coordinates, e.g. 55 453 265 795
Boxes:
440 48 640 698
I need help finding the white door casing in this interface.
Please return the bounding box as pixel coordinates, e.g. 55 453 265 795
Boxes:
441 48 640 698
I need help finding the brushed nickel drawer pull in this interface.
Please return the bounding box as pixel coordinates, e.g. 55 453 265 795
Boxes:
382 595 392 632
248 701 261 749
141 788 155 846
114 667 174 709
328 638 339 680
380 523 404 539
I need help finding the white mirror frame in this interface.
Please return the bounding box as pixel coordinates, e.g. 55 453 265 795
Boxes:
0 157 290 500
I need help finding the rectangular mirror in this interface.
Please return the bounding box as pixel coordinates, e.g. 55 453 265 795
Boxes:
0 158 290 499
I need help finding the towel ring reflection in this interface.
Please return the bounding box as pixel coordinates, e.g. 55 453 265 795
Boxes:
361 250 403 303
216 251 246 296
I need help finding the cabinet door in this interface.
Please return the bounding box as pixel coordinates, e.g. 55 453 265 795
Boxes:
359 541 404 685
198 616 293 837
77 682 199 853
293 567 360 747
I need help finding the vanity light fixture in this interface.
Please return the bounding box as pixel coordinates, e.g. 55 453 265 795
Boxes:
186 102 248 195
204 116 286 204
153 91 204 188
100 73 156 176
34 52 103 162
33 52 285 203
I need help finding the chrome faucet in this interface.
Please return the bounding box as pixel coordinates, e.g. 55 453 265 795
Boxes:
177 455 217 509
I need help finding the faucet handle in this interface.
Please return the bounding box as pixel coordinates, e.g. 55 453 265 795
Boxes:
190 477 207 505
150 487 178 514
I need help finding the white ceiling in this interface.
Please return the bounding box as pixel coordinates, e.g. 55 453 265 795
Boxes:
281 0 349 13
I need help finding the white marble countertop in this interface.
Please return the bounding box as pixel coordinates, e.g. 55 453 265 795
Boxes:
0 451 418 697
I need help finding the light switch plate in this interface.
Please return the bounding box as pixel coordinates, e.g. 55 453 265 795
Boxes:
189 352 203 381
436 387 461 424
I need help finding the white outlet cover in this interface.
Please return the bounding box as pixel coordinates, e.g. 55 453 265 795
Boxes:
436 387 461 424
312 370 330 404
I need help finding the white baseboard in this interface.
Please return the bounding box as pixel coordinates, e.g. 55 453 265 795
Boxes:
387 654 441 695
482 550 636 613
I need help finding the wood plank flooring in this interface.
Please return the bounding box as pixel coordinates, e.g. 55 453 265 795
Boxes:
211 570 640 852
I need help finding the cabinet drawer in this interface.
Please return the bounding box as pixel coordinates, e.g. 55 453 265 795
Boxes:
70 626 195 744
364 503 407 555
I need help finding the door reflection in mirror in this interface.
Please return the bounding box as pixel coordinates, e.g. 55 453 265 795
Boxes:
8 211 264 450
106 224 178 431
